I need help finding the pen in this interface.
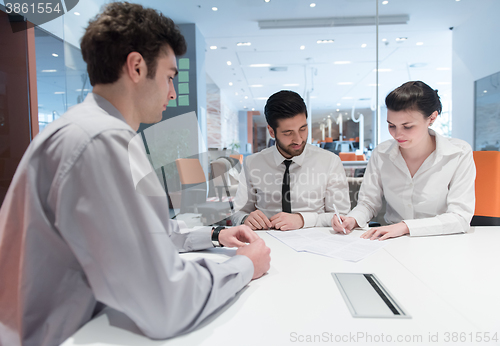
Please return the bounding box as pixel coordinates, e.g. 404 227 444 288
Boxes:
333 204 346 234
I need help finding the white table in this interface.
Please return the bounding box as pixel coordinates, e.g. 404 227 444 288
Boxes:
62 227 500 346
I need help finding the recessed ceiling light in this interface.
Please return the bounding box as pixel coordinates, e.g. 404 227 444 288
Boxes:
310 3 316 7
41 70 57 72
237 42 251 46
235 92 238 95
74 12 80 16
317 39 334 44
336 109 340 111
52 53 58 57
396 37 407 41
251 85 263 87
245 96 248 99
483 90 488 93
250 63 271 67
382 1 389 4
264 0 270 2
337 103 341 106
436 67 451 71
373 68 392 72
342 97 354 100
334 61 351 65
252 108 255 111
212 7 218 11
338 82 353 85
416 42 424 46
283 84 299 87
229 82 233 86
382 38 387 42
227 61 232 66
210 46 217 50
54 91 65 94
244 106 247 109
300 45 305 50
361 43 367 48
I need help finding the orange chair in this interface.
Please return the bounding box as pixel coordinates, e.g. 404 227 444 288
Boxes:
338 152 357 161
230 154 243 164
471 151 500 226
325 137 333 143
356 154 366 161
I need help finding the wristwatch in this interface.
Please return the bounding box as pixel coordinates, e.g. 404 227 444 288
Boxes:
211 226 225 247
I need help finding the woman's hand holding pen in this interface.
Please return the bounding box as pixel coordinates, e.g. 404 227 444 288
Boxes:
331 215 358 234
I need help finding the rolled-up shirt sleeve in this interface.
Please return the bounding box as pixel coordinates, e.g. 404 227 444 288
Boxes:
51 130 253 339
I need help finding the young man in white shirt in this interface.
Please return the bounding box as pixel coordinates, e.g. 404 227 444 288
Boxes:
0 3 270 346
232 90 350 231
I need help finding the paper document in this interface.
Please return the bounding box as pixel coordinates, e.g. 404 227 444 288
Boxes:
267 228 387 262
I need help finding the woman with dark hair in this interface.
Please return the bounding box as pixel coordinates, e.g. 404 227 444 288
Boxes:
332 81 476 240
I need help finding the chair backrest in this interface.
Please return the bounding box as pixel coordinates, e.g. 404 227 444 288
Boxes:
325 137 333 143
229 154 243 164
339 152 357 161
175 158 206 185
356 154 366 161
472 151 500 225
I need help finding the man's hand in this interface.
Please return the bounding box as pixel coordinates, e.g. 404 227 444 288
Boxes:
270 212 304 231
360 222 409 241
332 215 358 234
218 225 260 248
236 238 271 280
244 210 272 230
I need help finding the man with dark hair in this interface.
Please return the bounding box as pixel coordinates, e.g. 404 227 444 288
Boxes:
232 90 350 230
0 3 270 346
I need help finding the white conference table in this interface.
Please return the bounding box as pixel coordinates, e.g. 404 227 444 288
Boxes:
62 227 500 346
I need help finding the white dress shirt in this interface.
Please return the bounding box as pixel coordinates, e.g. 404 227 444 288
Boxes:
231 143 350 228
0 94 253 346
348 129 476 236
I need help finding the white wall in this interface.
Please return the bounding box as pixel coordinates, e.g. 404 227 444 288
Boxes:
452 0 500 146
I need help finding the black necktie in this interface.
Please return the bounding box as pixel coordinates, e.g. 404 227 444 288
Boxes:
282 160 292 213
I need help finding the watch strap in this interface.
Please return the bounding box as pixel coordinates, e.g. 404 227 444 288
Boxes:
211 226 225 247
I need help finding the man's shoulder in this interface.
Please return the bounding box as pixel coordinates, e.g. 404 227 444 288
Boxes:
245 146 275 165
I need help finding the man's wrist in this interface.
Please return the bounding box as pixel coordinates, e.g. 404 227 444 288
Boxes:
241 215 249 225
211 226 225 247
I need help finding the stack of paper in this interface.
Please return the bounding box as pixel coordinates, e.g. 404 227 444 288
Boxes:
267 228 387 262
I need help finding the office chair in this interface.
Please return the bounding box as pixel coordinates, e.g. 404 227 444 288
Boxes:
471 151 500 226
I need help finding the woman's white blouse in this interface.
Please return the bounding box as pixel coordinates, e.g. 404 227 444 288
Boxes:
348 130 476 236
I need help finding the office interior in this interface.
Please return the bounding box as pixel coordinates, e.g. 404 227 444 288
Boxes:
1 1 500 344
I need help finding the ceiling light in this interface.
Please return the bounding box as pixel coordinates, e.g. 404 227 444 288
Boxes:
436 67 450 71
342 97 354 99
258 15 409 29
382 0 389 4
337 103 341 106
244 106 247 109
310 3 316 7
336 109 340 111
361 43 367 48
237 42 251 46
396 37 407 41
235 92 238 95
382 38 387 42
251 85 263 87
227 61 232 66
317 39 334 44
54 91 65 94
250 64 271 67
483 90 488 93
283 84 299 87
52 53 58 57
212 7 218 11
229 82 233 86
265 0 271 2
245 96 248 99
373 68 392 72
74 12 80 15
338 82 353 85
210 46 217 50
300 45 305 50
252 108 255 111
416 42 424 46
334 61 351 65
41 70 57 72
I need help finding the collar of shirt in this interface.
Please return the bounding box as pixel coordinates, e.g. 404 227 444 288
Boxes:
381 128 463 163
85 93 128 126
272 143 307 167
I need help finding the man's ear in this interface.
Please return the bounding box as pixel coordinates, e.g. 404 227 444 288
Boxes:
124 52 146 83
267 125 276 139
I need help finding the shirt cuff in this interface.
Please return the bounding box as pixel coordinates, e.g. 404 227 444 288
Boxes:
347 209 370 228
298 212 317 228
187 227 214 251
224 254 254 285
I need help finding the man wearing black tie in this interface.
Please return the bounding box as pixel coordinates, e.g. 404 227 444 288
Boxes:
231 90 350 231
